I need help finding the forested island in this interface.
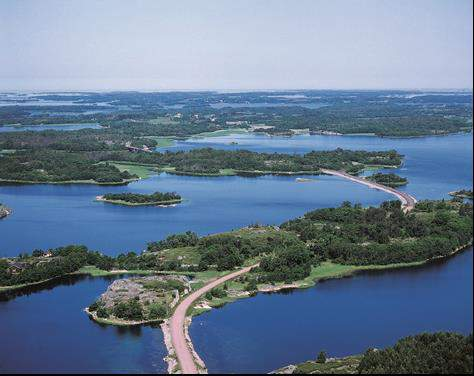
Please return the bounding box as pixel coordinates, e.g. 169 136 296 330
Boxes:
449 189 473 200
273 332 473 374
367 172 408 187
97 191 182 206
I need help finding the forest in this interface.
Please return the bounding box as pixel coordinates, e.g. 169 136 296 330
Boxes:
280 332 473 374
358 332 473 374
99 148 402 175
0 245 114 286
0 147 403 183
281 199 473 265
0 150 134 183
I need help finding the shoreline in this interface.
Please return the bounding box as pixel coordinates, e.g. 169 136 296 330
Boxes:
449 190 473 200
0 267 157 293
84 307 163 327
0 205 12 219
0 178 137 186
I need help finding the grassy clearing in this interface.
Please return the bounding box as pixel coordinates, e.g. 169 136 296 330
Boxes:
285 356 362 374
109 162 156 179
159 246 202 265
142 136 176 148
0 149 17 154
147 116 179 126
76 266 157 277
190 128 248 138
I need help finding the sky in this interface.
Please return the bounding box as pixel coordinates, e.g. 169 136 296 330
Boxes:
0 0 472 91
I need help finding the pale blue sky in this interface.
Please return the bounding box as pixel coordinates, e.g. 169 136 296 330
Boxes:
0 0 472 91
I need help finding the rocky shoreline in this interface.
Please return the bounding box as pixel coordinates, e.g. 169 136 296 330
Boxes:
0 204 12 219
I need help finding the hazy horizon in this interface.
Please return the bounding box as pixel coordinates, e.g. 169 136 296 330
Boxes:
1 88 473 94
1 0 472 91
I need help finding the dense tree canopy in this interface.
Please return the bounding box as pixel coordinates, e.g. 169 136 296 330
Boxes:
281 200 473 265
358 332 473 374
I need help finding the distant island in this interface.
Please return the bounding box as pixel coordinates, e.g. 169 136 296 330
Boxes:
0 203 11 219
273 332 473 374
96 191 182 206
449 189 473 200
367 172 408 187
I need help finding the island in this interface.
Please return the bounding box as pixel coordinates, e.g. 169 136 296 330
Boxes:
272 332 473 374
0 203 12 219
366 172 408 187
449 189 473 200
96 191 182 206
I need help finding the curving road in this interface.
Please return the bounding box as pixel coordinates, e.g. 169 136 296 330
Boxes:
168 170 417 374
320 169 417 212
169 264 258 374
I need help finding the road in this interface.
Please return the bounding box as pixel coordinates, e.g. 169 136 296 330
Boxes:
320 169 417 212
168 169 417 374
169 264 258 374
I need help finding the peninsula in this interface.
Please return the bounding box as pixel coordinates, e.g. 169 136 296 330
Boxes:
86 275 190 326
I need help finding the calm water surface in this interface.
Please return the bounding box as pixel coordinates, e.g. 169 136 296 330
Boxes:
0 275 167 373
191 249 473 373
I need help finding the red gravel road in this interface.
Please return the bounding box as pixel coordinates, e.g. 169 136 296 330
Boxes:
169 264 258 374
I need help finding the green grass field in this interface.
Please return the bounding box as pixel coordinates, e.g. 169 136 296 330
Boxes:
109 162 156 179
147 116 179 126
142 136 176 148
190 128 248 138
